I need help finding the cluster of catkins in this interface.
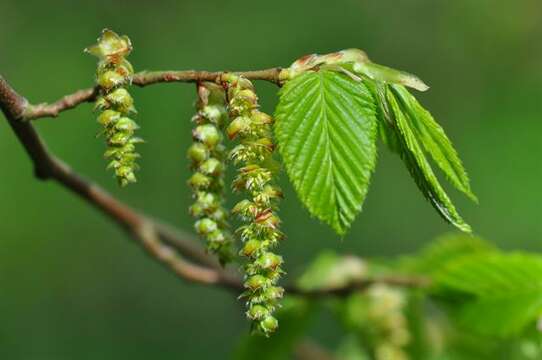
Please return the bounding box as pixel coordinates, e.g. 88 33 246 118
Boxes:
366 284 411 360
222 73 285 335
86 29 142 186
188 82 235 265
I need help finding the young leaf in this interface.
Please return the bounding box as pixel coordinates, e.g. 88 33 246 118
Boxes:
391 85 477 202
385 88 472 233
435 253 542 337
274 70 378 235
364 79 402 153
353 61 429 92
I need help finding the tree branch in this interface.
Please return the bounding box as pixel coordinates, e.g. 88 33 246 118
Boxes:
0 73 429 299
23 68 282 121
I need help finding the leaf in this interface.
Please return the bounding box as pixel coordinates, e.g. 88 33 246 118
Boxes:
401 233 496 275
352 61 429 92
335 334 370 360
435 253 542 337
391 85 477 202
233 297 315 360
364 79 402 153
385 87 472 233
274 70 378 235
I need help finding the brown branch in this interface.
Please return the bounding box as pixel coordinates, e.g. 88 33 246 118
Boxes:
0 73 429 299
0 73 242 291
23 68 282 121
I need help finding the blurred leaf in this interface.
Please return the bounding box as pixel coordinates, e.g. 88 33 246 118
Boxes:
385 87 471 233
435 253 542 337
233 297 316 360
296 251 367 291
335 334 370 360
274 70 378 235
391 85 477 202
401 233 496 275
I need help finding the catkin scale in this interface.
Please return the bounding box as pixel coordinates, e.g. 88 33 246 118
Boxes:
86 29 141 187
222 73 284 336
188 82 235 265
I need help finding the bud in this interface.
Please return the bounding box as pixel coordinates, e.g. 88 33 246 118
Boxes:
241 239 263 257
115 117 139 131
251 110 273 125
97 109 121 126
226 116 252 139
255 253 283 270
195 191 218 211
188 172 211 189
263 286 284 301
207 230 225 243
260 316 279 334
245 275 268 291
209 208 228 223
193 124 220 147
195 218 218 235
200 158 223 176
109 131 131 145
247 304 269 320
85 29 132 60
106 88 134 113
187 143 209 163
97 70 125 89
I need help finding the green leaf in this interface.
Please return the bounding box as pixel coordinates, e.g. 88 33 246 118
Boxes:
401 233 496 275
233 297 315 360
352 61 429 92
391 85 477 202
385 87 471 233
435 253 542 337
364 79 402 153
274 70 378 235
335 334 370 360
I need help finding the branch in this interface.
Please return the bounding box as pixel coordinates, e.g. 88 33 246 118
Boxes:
23 68 282 120
288 275 430 298
0 73 429 299
0 73 242 291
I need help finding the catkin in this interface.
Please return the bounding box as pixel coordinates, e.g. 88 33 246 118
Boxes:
188 82 235 265
86 29 142 186
222 73 284 336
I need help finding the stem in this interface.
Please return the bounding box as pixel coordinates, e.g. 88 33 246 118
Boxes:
23 68 282 121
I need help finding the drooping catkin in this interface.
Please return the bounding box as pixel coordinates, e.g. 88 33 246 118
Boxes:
367 285 411 360
222 73 284 336
188 82 235 265
86 29 142 186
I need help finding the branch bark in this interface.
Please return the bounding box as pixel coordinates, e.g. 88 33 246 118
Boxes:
23 68 282 121
0 72 429 299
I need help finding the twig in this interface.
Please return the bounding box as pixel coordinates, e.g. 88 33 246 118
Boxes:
0 73 429 298
23 68 282 121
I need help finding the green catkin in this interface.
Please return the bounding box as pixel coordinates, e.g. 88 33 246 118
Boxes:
86 29 142 187
367 285 411 360
188 82 235 265
222 73 285 336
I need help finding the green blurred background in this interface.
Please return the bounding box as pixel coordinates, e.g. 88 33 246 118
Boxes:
0 0 541 358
